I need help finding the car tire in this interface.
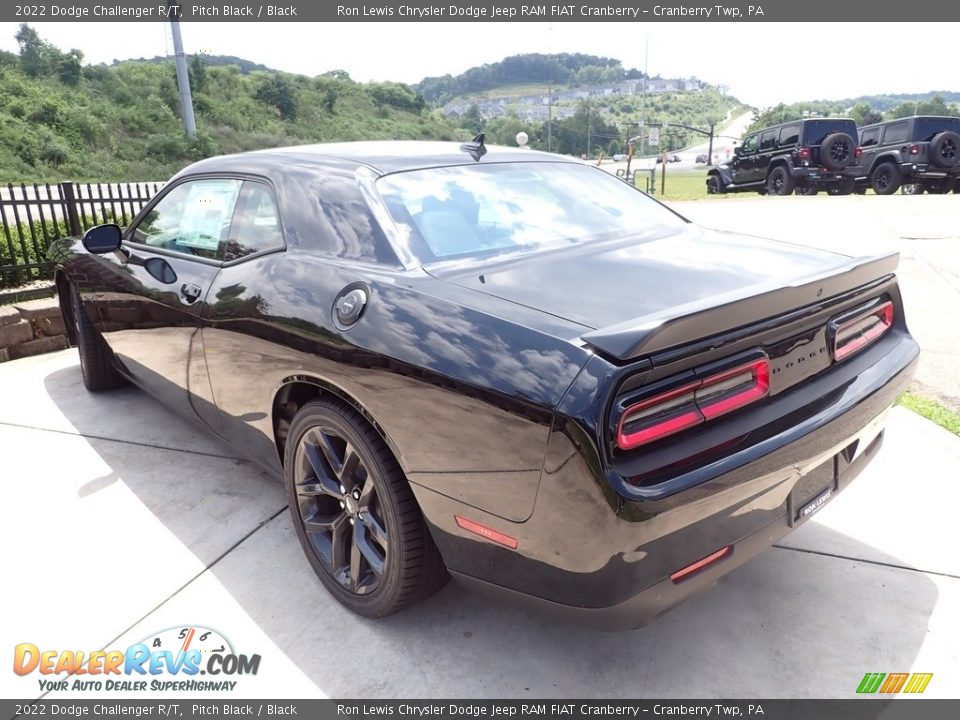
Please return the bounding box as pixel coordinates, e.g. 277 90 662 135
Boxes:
706 175 723 194
870 162 902 195
929 131 960 169
901 183 923 195
925 180 952 194
820 132 856 170
796 186 819 196
284 399 447 617
766 166 795 196
70 285 125 392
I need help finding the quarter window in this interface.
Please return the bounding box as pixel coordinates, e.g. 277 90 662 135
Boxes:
778 125 800 147
760 131 777 151
883 122 910 145
132 179 242 261
859 128 880 147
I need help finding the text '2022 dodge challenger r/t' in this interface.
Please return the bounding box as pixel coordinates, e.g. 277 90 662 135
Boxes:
52 139 918 629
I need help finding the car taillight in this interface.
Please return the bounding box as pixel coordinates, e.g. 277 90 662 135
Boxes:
798 146 811 161
830 301 894 362
617 358 770 450
909 144 920 155
855 146 863 159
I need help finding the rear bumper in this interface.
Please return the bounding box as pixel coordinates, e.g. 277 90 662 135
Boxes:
452 419 886 630
417 335 918 630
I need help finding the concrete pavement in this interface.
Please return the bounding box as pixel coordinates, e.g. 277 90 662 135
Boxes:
1 349 958 699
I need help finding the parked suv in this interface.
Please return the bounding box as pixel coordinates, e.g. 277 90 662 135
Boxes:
706 118 858 196
847 116 960 195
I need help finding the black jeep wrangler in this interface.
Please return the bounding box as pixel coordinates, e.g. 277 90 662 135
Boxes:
847 116 960 195
706 118 858 196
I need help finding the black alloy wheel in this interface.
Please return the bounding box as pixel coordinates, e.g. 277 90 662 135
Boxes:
767 166 795 196
284 399 446 616
827 177 856 196
925 180 952 195
930 132 960 168
706 175 722 194
871 162 902 195
797 186 819 196
819 133 855 170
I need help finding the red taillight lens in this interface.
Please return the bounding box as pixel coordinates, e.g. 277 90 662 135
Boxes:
798 146 811 161
617 358 770 450
696 358 770 420
831 301 894 362
909 144 920 155
855 146 863 159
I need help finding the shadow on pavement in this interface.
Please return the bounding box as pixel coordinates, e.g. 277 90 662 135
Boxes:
42 362 939 698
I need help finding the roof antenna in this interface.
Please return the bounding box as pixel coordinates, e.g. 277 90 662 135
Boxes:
460 133 487 162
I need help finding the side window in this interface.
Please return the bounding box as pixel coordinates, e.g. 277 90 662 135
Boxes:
883 122 910 145
760 131 777 151
132 179 242 261
860 128 880 147
778 125 800 147
740 135 759 154
223 182 284 262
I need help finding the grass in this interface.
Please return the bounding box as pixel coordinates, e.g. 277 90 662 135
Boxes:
636 168 747 202
897 392 960 436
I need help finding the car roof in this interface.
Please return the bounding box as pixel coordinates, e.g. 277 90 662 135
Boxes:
179 140 575 177
858 115 960 130
749 117 855 134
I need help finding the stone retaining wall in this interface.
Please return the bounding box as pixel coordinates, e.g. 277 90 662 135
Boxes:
0 297 69 362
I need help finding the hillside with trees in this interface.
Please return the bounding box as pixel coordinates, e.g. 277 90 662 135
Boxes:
414 53 646 104
0 25 461 181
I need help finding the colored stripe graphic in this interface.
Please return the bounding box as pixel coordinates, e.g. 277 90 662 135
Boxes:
879 673 909 693
857 673 885 693
903 673 933 694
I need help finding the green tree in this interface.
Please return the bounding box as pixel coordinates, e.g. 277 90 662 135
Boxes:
15 23 59 77
189 55 208 92
57 49 83 86
850 102 882 126
255 75 298 120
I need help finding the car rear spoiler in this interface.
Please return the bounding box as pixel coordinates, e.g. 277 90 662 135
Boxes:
581 251 900 361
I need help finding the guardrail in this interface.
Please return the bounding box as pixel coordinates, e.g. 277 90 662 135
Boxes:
0 181 163 294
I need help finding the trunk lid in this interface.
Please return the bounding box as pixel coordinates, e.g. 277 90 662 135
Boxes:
428 225 898 360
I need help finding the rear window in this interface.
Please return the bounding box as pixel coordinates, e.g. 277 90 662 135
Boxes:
377 162 685 264
801 120 856 145
914 117 960 141
778 125 801 147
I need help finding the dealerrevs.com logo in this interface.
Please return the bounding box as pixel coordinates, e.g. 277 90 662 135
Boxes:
13 626 261 693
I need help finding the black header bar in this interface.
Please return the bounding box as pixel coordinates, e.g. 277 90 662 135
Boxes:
4 0 960 23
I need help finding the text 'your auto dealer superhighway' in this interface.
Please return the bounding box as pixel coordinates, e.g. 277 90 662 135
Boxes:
336 5 756 19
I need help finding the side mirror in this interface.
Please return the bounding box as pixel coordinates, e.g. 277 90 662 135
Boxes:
82 224 122 254
734 147 743 157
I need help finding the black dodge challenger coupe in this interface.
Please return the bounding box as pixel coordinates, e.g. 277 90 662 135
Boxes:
52 139 919 628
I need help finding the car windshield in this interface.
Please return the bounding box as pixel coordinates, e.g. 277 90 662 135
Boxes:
376 162 685 264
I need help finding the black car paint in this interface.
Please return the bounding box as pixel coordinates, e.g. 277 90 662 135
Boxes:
53 142 919 628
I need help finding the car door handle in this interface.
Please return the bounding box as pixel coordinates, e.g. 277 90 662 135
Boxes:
180 283 202 304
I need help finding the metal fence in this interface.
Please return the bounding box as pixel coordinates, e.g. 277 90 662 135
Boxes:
0 181 163 292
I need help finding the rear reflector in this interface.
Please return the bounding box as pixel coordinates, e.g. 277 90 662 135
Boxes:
617 358 770 450
455 516 518 549
831 300 894 362
670 545 733 583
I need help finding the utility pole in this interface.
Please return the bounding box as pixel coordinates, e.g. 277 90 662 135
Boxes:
707 122 715 166
640 33 649 159
547 82 553 153
586 103 592 157
168 1 196 139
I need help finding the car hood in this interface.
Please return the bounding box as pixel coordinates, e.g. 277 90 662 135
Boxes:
428 224 896 359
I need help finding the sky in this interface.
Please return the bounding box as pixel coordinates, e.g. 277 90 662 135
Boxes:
0 21 956 108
